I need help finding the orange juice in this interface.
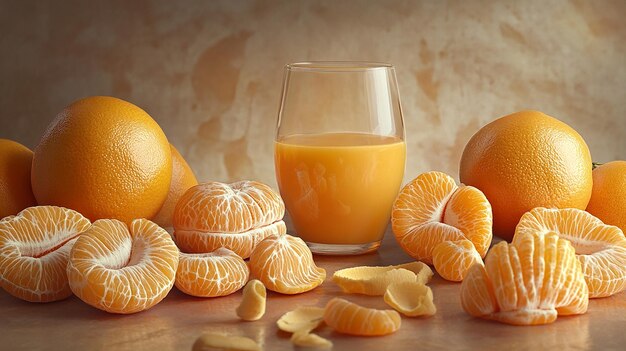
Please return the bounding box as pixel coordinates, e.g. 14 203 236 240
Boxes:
274 132 406 245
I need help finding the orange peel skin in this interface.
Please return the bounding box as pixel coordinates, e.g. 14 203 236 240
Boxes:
276 306 325 333
290 330 333 349
191 333 260 351
332 261 433 296
384 282 436 317
236 279 267 321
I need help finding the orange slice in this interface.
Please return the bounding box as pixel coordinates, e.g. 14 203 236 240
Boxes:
192 333 260 351
332 261 433 295
391 171 492 265
175 247 249 298
324 298 401 336
277 306 325 333
515 207 626 298
384 281 436 317
67 219 179 314
460 231 588 325
236 279 266 321
0 206 91 302
249 233 325 294
432 240 483 282
173 181 286 258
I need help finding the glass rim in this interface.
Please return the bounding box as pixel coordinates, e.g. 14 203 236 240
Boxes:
286 61 394 72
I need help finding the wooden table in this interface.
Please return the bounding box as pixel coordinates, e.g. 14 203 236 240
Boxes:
2 222 626 350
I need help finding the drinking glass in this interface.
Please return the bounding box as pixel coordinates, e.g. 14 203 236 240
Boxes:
274 62 405 255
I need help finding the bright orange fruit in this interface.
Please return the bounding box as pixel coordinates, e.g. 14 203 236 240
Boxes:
323 297 401 336
432 240 483 282
152 144 198 228
461 231 588 325
249 233 325 294
586 160 626 233
460 110 593 240
391 171 492 265
173 181 286 258
515 207 626 298
0 139 37 218
31 96 172 223
0 206 91 302
175 247 249 298
67 218 179 314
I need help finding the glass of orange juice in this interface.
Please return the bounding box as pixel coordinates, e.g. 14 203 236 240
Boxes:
274 62 406 255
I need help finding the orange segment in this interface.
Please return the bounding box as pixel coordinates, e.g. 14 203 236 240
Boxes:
67 219 179 314
323 297 401 336
332 261 433 295
391 171 492 265
0 206 91 302
515 207 626 298
460 231 588 325
173 181 286 258
175 248 249 298
443 186 492 257
249 234 325 294
432 240 483 282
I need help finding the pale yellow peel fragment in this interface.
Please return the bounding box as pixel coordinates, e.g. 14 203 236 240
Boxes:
384 281 436 317
332 261 433 295
276 306 325 333
290 330 333 349
236 279 267 321
191 333 260 351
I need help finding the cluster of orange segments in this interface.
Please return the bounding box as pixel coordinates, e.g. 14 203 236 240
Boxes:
0 180 328 314
1 96 625 344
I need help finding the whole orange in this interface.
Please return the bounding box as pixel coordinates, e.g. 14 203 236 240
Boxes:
152 144 198 228
459 110 592 240
0 139 37 218
586 160 626 233
31 96 172 223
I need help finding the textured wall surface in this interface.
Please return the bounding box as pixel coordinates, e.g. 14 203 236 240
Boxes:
1 0 624 187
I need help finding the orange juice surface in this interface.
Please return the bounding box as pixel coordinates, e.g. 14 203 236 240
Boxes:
275 132 406 245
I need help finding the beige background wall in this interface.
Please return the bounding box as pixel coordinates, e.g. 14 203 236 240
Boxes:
1 0 624 187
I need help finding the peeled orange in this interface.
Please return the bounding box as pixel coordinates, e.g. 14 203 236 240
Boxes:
0 206 91 302
461 231 588 325
515 207 626 298
173 181 286 258
249 233 325 294
67 218 179 314
392 171 492 266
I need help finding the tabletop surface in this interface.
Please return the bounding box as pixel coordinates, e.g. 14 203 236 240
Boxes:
1 220 626 351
